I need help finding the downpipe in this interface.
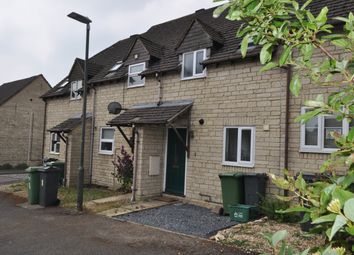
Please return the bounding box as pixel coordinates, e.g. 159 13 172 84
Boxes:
131 126 139 202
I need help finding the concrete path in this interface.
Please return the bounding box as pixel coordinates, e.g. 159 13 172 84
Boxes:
0 192 249 255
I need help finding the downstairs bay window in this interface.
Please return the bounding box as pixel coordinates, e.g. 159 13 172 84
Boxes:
223 126 255 167
300 107 353 153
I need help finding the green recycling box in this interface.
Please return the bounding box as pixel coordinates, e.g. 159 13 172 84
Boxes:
228 204 258 222
25 166 43 204
218 173 244 214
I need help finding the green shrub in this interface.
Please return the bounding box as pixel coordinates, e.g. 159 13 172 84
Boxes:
111 146 133 193
14 163 28 170
0 163 13 170
259 196 300 223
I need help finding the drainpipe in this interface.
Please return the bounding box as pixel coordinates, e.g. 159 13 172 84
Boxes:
88 87 97 184
41 100 47 164
27 112 34 163
131 125 139 202
284 65 292 196
156 72 162 106
64 135 69 187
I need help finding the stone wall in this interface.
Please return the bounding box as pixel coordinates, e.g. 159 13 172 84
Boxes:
44 44 344 203
0 76 50 166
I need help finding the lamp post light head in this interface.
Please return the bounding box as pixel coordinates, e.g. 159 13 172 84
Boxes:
67 12 92 24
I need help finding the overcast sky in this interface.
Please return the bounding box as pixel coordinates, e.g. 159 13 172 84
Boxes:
0 0 219 86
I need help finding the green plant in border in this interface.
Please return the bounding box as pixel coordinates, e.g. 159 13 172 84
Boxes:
111 145 133 193
213 0 354 253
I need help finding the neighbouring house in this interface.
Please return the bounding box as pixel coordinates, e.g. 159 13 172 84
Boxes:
41 1 354 203
0 75 51 167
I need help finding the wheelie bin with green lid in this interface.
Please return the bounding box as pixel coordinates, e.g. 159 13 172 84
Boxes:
25 166 43 204
218 173 244 215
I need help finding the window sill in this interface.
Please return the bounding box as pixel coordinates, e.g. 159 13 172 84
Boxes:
299 148 338 154
127 84 145 89
49 152 60 155
70 98 81 101
222 161 255 168
99 151 114 156
181 75 206 81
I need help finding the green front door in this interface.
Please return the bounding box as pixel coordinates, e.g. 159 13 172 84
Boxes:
165 128 187 196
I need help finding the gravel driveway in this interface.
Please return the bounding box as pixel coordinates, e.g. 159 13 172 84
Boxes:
115 203 236 238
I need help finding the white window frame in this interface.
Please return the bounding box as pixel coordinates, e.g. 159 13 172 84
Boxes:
99 127 115 155
127 62 145 88
181 49 207 80
300 107 348 153
50 133 60 154
70 80 82 100
222 126 255 168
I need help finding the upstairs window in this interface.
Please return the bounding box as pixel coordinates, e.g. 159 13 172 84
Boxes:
223 126 255 167
99 128 115 155
70 80 82 100
50 133 60 153
300 107 350 153
128 62 145 88
182 49 206 79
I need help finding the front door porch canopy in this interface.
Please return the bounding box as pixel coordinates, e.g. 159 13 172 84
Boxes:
107 100 193 156
48 116 92 133
107 100 193 127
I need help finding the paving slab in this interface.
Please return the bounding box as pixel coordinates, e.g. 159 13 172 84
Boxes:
99 199 170 217
114 203 237 238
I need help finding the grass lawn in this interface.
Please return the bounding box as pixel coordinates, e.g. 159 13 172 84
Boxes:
59 186 119 208
8 181 121 209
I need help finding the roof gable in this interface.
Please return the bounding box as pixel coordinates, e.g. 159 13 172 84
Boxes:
0 75 41 106
123 37 151 66
68 58 84 81
175 19 223 53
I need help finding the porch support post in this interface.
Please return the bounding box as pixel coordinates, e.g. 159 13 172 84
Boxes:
168 124 189 156
57 132 67 144
117 126 134 152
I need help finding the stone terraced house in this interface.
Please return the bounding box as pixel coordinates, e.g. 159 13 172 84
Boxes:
41 1 354 203
0 75 51 166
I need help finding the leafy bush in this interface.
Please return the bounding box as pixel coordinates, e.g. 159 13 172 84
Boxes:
259 196 300 223
111 146 133 193
14 163 28 170
215 0 354 253
0 163 13 170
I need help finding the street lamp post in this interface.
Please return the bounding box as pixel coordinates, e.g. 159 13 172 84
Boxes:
67 12 92 211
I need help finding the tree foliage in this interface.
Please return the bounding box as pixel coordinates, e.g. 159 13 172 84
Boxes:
214 0 354 253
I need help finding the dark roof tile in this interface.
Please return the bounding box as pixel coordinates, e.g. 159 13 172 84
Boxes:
0 75 41 106
108 100 193 126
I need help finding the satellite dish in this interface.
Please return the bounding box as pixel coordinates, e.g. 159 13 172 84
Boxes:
107 102 123 114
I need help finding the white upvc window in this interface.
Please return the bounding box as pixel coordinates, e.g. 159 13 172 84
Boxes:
50 133 60 154
99 127 115 155
70 80 83 100
223 126 255 167
181 49 207 80
128 62 145 88
300 107 352 153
